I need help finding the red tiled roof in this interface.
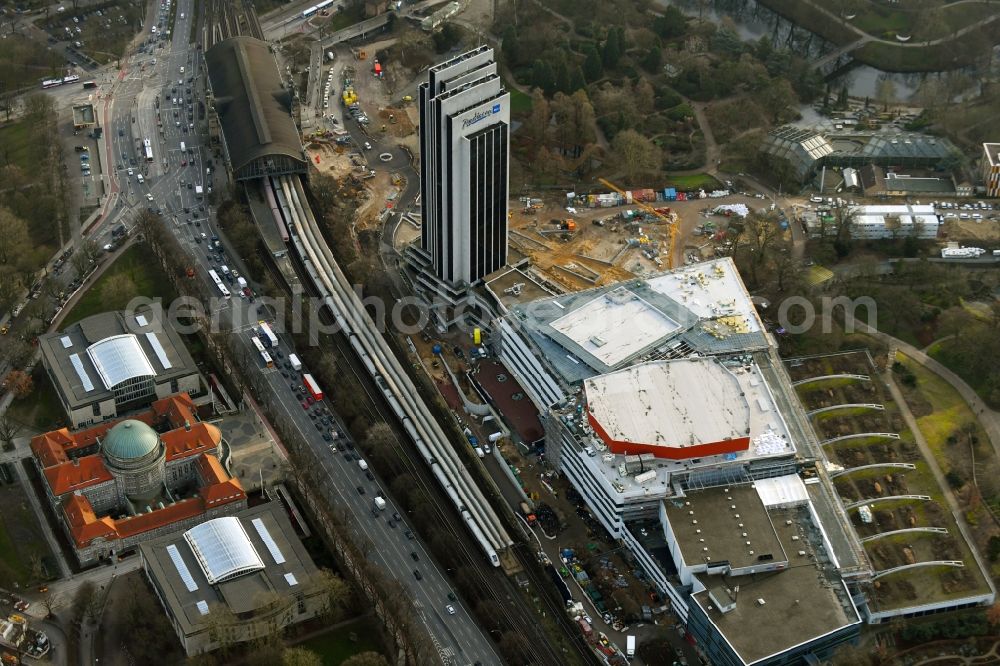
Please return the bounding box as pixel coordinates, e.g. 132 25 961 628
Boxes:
196 454 245 507
200 478 245 507
196 453 227 484
163 422 221 461
63 495 117 548
31 393 200 469
45 457 113 495
151 393 198 429
113 498 205 539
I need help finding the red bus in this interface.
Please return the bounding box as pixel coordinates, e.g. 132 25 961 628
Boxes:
303 373 323 401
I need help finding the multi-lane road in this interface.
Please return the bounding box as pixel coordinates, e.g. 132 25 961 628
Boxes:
50 1 504 663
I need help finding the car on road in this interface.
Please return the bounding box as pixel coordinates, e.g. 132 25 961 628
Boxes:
413 570 422 580
127 167 134 176
365 470 374 481
445 604 456 615
356 486 365 495
447 592 457 601
410 551 419 561
363 141 372 151
301 400 309 409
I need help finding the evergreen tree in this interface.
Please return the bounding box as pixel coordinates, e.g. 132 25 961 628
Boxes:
501 26 520 66
583 45 603 82
602 29 621 68
554 59 571 94
642 46 662 73
532 60 555 95
569 65 587 93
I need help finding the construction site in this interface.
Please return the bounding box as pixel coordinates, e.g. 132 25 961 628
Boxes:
504 187 766 293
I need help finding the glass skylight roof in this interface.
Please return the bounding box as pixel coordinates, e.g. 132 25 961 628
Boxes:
86 334 156 389
184 517 265 585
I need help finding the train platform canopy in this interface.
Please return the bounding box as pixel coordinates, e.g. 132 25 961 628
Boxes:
205 37 306 181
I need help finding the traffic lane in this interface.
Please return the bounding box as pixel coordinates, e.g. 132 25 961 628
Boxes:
271 360 496 658
258 345 481 650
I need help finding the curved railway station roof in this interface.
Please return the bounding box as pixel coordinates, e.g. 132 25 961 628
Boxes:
205 36 306 181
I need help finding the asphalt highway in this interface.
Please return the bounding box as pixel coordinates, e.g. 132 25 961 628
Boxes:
78 1 503 662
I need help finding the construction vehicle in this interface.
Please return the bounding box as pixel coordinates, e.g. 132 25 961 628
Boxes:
599 177 677 268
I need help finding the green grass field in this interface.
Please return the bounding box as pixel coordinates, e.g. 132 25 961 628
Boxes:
508 86 532 115
324 4 366 33
898 353 987 470
0 118 37 172
0 480 57 588
62 243 175 326
298 618 384 665
8 366 67 432
664 172 720 190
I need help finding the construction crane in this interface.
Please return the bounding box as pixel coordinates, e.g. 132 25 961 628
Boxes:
598 178 678 269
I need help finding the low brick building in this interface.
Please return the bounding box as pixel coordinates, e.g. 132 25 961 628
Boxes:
30 393 246 565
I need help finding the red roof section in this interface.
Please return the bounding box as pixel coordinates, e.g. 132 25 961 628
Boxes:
113 498 205 539
44 457 113 495
62 453 246 547
163 422 222 461
31 393 200 470
63 494 117 548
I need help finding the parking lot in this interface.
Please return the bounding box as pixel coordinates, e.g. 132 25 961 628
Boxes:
41 1 147 67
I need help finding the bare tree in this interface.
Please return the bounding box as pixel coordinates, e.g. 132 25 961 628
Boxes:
0 414 21 451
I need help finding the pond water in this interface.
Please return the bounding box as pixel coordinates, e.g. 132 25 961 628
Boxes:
654 0 984 102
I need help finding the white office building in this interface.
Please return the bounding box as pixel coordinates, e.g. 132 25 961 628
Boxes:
418 46 510 286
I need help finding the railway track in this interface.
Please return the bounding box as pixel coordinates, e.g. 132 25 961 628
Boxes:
275 174 512 564
261 176 596 665
203 0 262 49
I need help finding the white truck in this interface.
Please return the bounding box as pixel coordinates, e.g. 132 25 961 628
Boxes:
237 276 248 290
358 459 369 471
195 184 203 197
373 496 386 511
288 353 302 372
626 635 636 658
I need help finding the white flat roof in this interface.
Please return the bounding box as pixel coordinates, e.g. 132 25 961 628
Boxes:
646 261 761 334
550 287 680 367
754 474 810 507
585 358 748 449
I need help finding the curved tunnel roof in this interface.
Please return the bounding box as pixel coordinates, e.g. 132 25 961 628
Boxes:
87 334 156 389
184 516 265 584
205 36 306 180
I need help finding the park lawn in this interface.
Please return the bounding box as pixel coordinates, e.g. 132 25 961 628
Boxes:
0 118 36 172
325 4 366 33
507 85 532 115
62 243 175 327
898 353 987 469
664 172 720 190
0 480 57 588
7 366 67 432
298 617 384 665
0 506 29 590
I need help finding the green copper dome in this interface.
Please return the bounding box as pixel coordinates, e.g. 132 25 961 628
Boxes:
102 420 160 460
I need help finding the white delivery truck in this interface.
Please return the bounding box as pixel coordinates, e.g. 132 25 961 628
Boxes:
237 276 248 290
626 635 636 658
358 459 369 471
288 353 302 372
373 496 386 511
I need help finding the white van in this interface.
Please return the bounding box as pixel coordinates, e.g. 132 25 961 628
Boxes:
358 459 369 471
